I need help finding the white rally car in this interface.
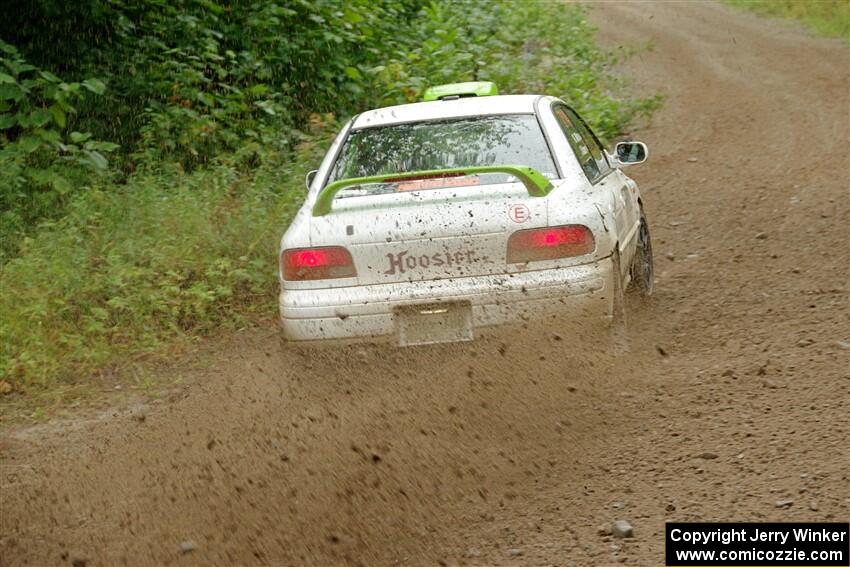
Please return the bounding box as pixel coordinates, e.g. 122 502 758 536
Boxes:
279 82 652 347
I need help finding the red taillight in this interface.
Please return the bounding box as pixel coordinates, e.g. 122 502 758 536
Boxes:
281 246 356 281
506 225 595 263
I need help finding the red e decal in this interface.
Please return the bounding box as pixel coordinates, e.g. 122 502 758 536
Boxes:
508 204 531 223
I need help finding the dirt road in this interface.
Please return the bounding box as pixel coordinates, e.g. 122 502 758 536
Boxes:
1 2 848 566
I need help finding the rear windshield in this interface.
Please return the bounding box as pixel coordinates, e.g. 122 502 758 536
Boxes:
328 114 558 196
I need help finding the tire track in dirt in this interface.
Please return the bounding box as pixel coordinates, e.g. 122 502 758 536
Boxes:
1 2 848 566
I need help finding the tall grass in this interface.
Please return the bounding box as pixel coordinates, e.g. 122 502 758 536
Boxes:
725 0 850 42
0 135 327 389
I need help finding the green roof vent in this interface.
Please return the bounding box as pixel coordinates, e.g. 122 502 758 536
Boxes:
422 81 499 102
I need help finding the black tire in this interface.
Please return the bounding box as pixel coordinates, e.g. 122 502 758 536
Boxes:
608 250 629 355
629 210 654 296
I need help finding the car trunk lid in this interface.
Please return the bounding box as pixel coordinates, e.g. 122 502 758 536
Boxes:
308 181 549 285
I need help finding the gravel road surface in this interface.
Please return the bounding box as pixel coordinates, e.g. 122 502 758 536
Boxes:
1 2 848 566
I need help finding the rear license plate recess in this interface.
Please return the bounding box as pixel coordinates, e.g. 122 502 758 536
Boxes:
396 301 473 346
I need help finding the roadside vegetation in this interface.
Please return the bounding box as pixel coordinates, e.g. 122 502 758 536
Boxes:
0 0 659 400
725 0 850 42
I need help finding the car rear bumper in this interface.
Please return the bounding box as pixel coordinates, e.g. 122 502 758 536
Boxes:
279 257 614 343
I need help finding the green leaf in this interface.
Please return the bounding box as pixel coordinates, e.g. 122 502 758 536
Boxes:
15 135 41 153
0 113 16 129
70 131 92 143
197 92 215 107
22 108 52 128
82 149 109 170
247 84 269 95
0 83 22 101
193 0 224 14
255 100 276 116
344 66 362 80
81 78 106 95
39 70 61 83
85 141 120 152
49 105 66 128
51 174 72 194
0 72 15 84
344 9 365 24
38 129 60 144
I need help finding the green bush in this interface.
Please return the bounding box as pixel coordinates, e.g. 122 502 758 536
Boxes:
0 41 118 256
0 123 333 385
1 0 424 170
367 2 659 139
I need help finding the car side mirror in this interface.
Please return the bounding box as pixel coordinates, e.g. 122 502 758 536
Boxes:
305 169 318 190
614 141 648 166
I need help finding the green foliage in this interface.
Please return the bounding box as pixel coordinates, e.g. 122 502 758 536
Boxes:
0 41 117 255
0 121 334 386
0 1 659 392
1 0 651 176
725 0 850 42
1 0 423 170
368 1 659 142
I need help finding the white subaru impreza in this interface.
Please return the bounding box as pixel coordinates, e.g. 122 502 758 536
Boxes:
278 82 653 347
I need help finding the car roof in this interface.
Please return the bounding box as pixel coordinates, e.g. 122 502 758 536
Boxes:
351 94 546 130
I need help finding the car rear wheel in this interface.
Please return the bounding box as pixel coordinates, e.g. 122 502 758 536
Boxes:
629 210 654 296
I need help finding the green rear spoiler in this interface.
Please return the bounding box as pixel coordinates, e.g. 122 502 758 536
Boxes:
422 81 498 101
311 165 553 217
